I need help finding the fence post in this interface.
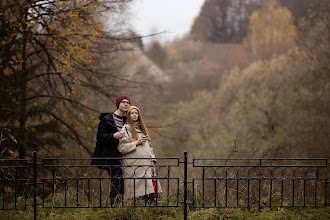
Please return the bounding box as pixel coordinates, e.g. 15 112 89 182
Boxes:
33 151 37 220
184 151 188 220
326 160 329 207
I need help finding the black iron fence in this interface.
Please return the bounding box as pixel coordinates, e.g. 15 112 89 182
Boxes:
0 151 329 220
192 158 328 208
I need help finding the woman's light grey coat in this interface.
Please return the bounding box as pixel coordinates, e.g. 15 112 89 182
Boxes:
118 124 162 199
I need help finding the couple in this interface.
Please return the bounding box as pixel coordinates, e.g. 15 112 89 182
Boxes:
91 95 162 204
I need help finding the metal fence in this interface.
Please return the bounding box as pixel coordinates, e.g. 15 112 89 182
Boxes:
192 158 328 208
0 151 329 220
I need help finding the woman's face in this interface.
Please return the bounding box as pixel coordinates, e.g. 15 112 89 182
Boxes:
129 109 139 122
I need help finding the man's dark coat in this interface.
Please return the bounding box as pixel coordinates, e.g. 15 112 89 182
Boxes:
91 113 126 167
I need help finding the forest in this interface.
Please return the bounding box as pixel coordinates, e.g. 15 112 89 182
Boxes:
140 0 330 160
1 0 329 162
1 0 330 219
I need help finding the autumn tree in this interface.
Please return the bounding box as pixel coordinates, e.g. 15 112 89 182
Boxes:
242 0 296 57
297 0 330 78
0 0 134 159
138 0 328 159
156 47 330 158
190 0 310 44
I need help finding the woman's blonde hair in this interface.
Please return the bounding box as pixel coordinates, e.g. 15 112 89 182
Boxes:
126 106 149 140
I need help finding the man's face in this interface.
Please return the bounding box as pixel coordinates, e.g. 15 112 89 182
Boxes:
118 99 130 112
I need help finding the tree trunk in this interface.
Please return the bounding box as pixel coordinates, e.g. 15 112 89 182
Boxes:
18 0 31 159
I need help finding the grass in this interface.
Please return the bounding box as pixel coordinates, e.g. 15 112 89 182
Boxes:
1 202 330 219
1 186 329 219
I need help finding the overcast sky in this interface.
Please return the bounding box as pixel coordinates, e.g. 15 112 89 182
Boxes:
128 0 205 45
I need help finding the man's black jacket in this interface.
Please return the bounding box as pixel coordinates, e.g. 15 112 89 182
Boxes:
91 113 126 167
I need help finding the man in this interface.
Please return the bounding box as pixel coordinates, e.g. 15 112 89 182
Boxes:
91 95 130 204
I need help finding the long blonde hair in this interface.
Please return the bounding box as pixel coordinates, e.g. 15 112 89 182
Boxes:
126 106 149 140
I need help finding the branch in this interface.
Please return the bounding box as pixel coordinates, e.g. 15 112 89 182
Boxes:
49 112 93 156
25 95 99 113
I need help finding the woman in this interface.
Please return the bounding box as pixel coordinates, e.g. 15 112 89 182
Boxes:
118 106 162 201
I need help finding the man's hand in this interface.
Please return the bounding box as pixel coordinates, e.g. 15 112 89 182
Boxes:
113 132 125 139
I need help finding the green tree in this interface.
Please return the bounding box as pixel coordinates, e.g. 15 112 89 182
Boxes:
190 0 310 44
190 0 262 43
145 41 168 69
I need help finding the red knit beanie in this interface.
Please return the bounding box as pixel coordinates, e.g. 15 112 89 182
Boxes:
116 95 130 108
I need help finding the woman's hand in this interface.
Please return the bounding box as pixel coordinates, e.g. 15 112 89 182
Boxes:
136 135 148 145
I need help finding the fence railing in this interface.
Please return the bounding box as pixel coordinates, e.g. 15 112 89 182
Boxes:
41 156 180 208
192 158 328 208
0 152 328 220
